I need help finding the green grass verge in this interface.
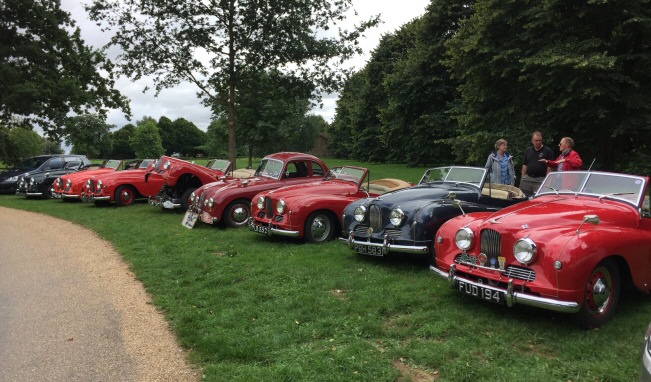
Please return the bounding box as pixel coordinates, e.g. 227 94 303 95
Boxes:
0 158 648 381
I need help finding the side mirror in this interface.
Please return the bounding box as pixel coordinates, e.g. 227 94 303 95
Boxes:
447 191 457 200
577 214 600 234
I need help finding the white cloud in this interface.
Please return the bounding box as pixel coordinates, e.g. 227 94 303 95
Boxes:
62 0 430 129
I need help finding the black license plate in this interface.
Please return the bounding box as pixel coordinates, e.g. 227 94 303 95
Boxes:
251 223 269 235
354 243 384 256
457 280 504 304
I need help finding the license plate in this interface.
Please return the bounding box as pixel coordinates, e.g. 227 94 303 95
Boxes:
251 223 269 235
354 243 384 256
457 280 504 304
181 210 199 229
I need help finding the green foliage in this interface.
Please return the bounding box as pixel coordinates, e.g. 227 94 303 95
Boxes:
129 120 165 159
0 0 129 137
42 139 64 155
86 0 380 166
4 127 44 166
64 114 112 159
104 124 136 159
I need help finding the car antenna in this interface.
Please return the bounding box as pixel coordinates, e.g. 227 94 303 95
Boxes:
587 158 596 171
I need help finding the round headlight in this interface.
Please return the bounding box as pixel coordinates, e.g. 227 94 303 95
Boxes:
163 160 171 170
354 205 367 222
208 197 214 208
257 196 265 209
455 227 474 250
514 238 537 265
389 208 405 226
66 179 71 188
190 192 196 203
30 178 35 185
276 199 286 214
96 180 103 189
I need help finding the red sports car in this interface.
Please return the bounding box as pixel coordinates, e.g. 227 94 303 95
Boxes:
431 170 651 328
146 157 237 211
81 159 161 206
182 152 328 228
249 166 412 243
53 159 130 200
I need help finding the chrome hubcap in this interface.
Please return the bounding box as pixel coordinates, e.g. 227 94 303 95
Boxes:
232 205 248 223
587 268 611 314
122 191 132 202
311 215 330 241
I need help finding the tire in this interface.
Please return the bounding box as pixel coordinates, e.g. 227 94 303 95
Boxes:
223 199 251 228
115 185 136 206
304 211 335 244
180 188 197 212
574 259 620 329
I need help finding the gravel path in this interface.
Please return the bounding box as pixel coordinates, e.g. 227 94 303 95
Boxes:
0 206 201 382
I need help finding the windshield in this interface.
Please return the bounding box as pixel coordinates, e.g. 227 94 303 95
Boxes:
536 171 647 207
138 159 154 169
15 157 49 170
103 160 121 170
206 159 230 172
324 166 367 185
419 166 486 187
255 158 284 179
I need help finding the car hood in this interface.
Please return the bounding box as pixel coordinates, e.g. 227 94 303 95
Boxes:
63 168 116 181
94 169 147 182
365 183 478 209
0 168 31 180
199 176 277 197
475 195 640 232
264 180 354 200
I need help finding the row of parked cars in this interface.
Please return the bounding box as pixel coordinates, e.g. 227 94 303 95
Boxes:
2 152 650 333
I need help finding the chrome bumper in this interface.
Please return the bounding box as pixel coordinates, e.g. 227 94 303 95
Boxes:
345 231 430 255
61 193 80 199
430 264 581 314
148 196 179 209
26 192 43 197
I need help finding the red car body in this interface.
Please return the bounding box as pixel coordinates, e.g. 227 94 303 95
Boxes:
81 160 161 206
183 152 328 228
249 166 412 243
53 160 129 200
431 170 651 328
146 156 234 211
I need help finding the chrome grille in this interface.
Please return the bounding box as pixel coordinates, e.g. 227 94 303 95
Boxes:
87 179 95 192
369 205 382 232
383 228 402 239
354 225 370 236
505 266 536 282
481 229 501 265
198 192 206 211
265 196 273 217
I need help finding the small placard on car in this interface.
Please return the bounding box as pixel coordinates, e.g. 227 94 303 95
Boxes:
182 210 199 229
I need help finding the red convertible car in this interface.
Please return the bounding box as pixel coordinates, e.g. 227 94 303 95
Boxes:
81 159 160 206
249 166 412 243
146 156 241 211
182 152 328 228
431 170 651 328
53 159 131 200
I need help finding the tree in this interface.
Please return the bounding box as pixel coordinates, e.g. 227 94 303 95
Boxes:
171 118 207 157
64 114 112 159
0 0 129 138
42 139 64 155
4 127 44 166
87 0 380 168
446 0 651 172
104 124 136 159
129 120 165 159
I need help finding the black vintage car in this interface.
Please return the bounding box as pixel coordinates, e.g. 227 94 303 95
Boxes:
341 166 526 262
16 160 87 199
1 155 91 194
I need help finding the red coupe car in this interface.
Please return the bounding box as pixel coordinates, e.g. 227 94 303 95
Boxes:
431 170 651 328
53 159 131 200
81 159 160 206
182 152 328 228
249 166 412 243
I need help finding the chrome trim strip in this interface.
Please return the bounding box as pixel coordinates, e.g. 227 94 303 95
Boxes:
429 264 580 313
270 227 301 237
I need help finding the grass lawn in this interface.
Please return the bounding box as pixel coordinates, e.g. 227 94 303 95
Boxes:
0 158 648 381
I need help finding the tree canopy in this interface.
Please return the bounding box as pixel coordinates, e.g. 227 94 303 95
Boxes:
87 0 379 168
0 0 129 137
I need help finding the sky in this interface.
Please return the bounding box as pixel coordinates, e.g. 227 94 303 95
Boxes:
60 0 431 131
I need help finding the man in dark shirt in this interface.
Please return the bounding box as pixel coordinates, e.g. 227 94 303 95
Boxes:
520 131 554 197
